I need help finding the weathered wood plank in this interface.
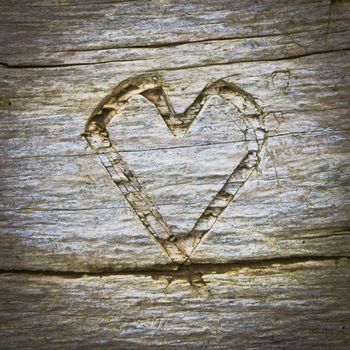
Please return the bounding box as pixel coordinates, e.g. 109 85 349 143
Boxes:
0 259 349 349
1 0 347 67
0 0 350 348
1 49 349 269
1 50 350 157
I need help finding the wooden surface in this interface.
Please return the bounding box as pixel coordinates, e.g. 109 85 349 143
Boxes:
1 259 350 349
0 0 350 348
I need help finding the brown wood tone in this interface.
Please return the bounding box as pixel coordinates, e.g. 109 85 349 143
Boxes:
0 259 349 349
0 0 349 348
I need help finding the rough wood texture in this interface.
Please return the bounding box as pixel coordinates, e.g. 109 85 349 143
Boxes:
1 259 349 349
1 51 349 270
0 0 350 348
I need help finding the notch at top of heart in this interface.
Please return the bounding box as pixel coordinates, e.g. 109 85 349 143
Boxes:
84 72 262 141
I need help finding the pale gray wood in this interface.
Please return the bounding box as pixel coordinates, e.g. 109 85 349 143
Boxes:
0 0 349 67
1 51 349 269
0 259 349 349
0 1 349 347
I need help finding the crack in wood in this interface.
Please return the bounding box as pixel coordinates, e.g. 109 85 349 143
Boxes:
83 73 268 264
1 48 349 70
1 256 347 278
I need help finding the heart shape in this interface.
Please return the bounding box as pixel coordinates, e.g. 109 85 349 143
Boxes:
83 73 267 264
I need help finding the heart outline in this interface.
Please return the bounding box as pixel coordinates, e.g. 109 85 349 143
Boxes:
83 73 268 264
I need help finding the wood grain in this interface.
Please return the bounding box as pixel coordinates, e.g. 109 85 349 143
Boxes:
1 50 349 270
0 259 349 349
0 0 349 348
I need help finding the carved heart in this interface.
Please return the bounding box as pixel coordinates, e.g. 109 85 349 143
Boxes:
83 73 267 264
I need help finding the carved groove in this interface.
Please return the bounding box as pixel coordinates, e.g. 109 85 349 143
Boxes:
83 73 268 264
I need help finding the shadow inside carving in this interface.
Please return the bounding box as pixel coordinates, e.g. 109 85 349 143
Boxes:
83 73 268 264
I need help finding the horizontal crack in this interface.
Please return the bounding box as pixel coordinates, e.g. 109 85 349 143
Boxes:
0 0 135 8
0 48 349 70
0 57 148 69
56 29 321 53
152 48 350 73
0 255 348 279
2 124 347 161
111 128 349 153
